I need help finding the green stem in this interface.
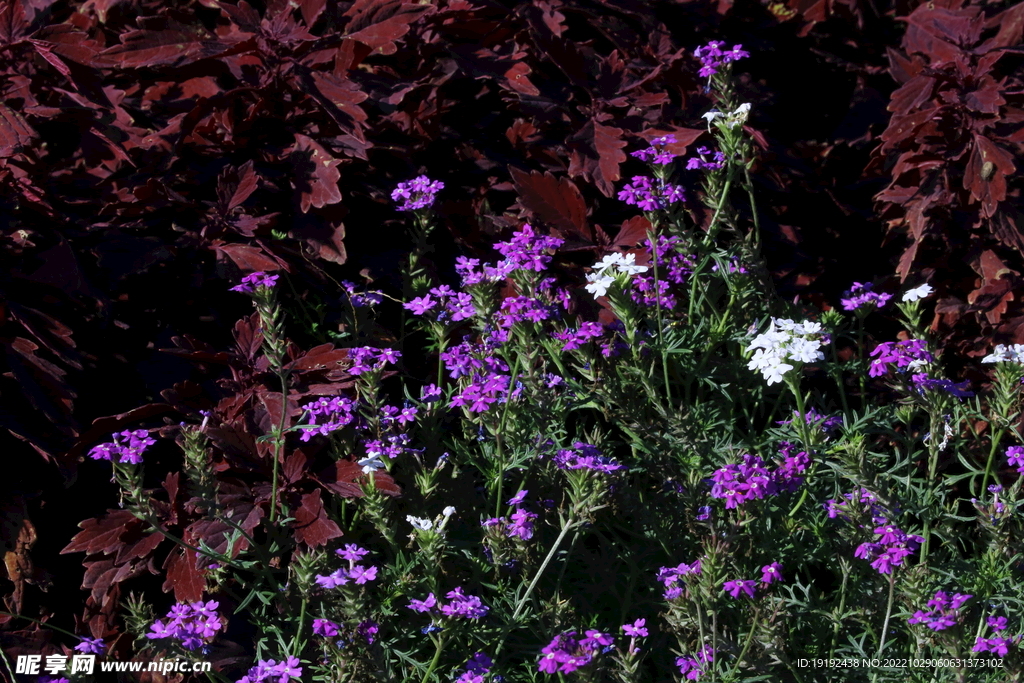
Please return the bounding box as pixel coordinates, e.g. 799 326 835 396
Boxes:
979 427 1006 499
730 607 760 675
291 594 308 659
647 225 672 408
269 369 290 524
0 611 80 639
511 515 576 622
420 632 446 683
876 572 896 659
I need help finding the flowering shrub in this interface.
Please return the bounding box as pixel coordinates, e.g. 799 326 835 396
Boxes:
5 17 1022 683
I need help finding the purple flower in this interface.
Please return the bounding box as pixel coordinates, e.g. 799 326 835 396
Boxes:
439 587 489 619
630 135 679 165
230 271 280 293
840 282 892 312
868 339 933 377
722 579 756 599
686 146 726 172
911 373 974 398
1007 446 1024 469
408 593 437 613
146 601 223 651
537 630 610 675
760 562 784 585
988 616 1008 632
74 636 106 655
549 441 625 473
88 429 157 465
622 618 648 637
676 646 715 680
336 544 370 562
312 619 339 637
357 620 379 644
974 637 1012 658
392 175 444 212
347 565 378 585
693 40 749 78
617 175 685 212
299 396 356 441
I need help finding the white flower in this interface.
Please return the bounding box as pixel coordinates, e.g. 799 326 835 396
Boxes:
902 284 934 302
725 103 751 129
907 358 929 372
702 110 723 131
406 516 433 531
585 273 615 298
442 506 456 517
614 252 648 276
788 337 825 364
982 344 1024 364
594 253 625 274
745 317 828 384
358 454 385 473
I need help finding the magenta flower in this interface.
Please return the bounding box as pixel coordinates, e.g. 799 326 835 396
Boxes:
622 618 648 637
760 562 783 585
408 593 437 613
230 271 279 293
1007 446 1024 469
392 175 444 212
74 636 106 655
722 579 756 599
312 619 339 637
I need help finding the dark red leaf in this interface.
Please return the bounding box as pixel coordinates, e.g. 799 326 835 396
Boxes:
510 168 589 243
503 62 540 96
291 489 343 547
0 102 36 157
0 0 29 45
343 0 435 56
566 120 627 198
287 344 351 372
291 134 343 213
964 135 1015 218
163 547 206 602
62 510 139 556
614 215 652 249
226 160 259 211
212 242 285 271
99 17 230 68
299 0 327 27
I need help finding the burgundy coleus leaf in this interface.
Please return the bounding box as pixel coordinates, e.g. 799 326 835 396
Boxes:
298 0 327 27
286 344 352 373
215 160 260 214
290 133 343 213
291 489 343 547
613 215 652 250
98 15 231 68
61 510 140 556
566 119 628 198
964 134 1016 219
0 0 29 45
0 102 36 157
162 547 206 602
503 61 540 96
316 459 401 498
79 0 130 24
211 241 286 271
343 0 436 56
510 168 590 247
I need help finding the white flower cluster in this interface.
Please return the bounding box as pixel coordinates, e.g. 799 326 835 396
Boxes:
702 103 751 131
585 252 648 298
406 507 456 532
982 344 1024 364
901 284 933 302
746 318 826 385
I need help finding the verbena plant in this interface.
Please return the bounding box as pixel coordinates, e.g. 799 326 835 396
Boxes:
52 43 1023 683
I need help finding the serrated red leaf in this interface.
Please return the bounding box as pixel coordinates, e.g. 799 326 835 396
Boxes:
614 215 652 249
62 510 139 556
504 61 540 96
291 489 343 547
317 459 401 498
291 134 343 213
566 120 627 197
163 547 206 602
79 0 128 23
510 168 589 243
343 0 435 55
0 0 29 44
225 160 260 211
287 344 351 372
0 101 36 157
99 17 229 68
299 0 326 26
964 135 1015 218
212 242 284 271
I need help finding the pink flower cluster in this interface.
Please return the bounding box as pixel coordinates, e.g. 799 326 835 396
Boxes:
693 40 749 78
868 339 933 377
236 657 302 683
230 271 279 293
298 396 356 441
537 629 614 674
709 449 810 509
630 134 679 165
483 490 538 540
392 175 444 212
656 559 701 600
853 523 923 575
676 645 715 680
973 616 1021 658
404 285 477 322
552 322 604 351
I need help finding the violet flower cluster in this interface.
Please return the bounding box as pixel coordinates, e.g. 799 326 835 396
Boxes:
693 40 749 77
630 236 695 309
298 396 357 442
74 636 105 655
537 630 614 674
907 591 971 631
853 522 924 575
230 271 279 293
341 280 383 307
552 322 604 351
550 441 625 473
868 339 933 377
392 175 444 212
840 282 892 312
777 408 842 437
443 340 515 414
408 587 489 620
686 146 725 171
494 223 564 272
709 447 810 509
88 429 157 465
146 600 224 651
1007 446 1024 471
617 175 686 212
676 645 715 680
456 652 493 683
349 346 401 375
973 616 1021 657
315 544 379 588
910 372 974 398
236 657 302 683
404 284 476 322
483 490 538 540
656 559 701 600
621 618 648 654
630 134 679 165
